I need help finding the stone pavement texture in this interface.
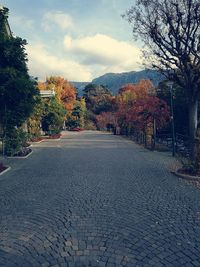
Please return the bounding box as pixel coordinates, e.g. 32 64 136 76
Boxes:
0 131 200 267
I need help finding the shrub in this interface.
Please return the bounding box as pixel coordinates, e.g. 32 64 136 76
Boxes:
4 128 29 156
179 160 200 176
84 121 97 130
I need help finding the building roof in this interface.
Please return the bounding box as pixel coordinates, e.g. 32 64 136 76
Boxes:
40 89 56 98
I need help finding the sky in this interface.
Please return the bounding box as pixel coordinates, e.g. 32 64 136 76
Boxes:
1 0 143 82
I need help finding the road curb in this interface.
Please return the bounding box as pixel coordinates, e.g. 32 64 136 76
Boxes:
7 150 33 159
44 138 61 141
171 171 200 181
30 140 43 144
0 166 11 176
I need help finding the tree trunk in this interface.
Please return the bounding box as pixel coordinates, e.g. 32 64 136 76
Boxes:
188 99 198 159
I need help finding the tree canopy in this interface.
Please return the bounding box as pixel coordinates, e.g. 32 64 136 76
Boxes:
83 83 113 114
0 7 38 134
38 76 77 112
124 0 200 90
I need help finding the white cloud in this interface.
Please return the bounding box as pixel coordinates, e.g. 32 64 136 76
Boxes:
42 11 73 31
63 33 142 71
10 15 35 32
25 34 142 83
26 43 92 82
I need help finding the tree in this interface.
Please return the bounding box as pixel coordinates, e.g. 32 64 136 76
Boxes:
38 77 77 130
66 98 86 129
124 0 200 157
96 112 118 130
83 83 114 128
41 98 66 134
126 96 170 132
0 7 38 137
27 96 44 138
45 76 77 112
116 80 156 133
157 80 189 135
83 83 113 113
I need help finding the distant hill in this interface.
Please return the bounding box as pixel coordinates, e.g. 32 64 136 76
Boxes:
92 69 164 95
70 82 89 95
71 69 164 95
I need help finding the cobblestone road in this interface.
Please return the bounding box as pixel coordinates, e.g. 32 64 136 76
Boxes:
0 131 200 267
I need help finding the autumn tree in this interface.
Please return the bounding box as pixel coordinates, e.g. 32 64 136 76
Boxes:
126 96 170 132
38 77 77 130
124 0 200 157
39 76 77 112
96 112 118 131
116 80 156 133
114 79 170 141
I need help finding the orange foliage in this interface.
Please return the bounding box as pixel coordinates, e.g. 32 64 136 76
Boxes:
116 79 169 131
37 82 46 90
38 76 77 113
126 96 170 131
96 112 118 129
60 81 76 112
118 80 155 102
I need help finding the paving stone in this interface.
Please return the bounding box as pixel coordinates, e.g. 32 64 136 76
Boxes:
1 131 200 266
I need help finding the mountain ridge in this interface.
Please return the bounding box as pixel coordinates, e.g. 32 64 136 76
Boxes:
71 69 164 95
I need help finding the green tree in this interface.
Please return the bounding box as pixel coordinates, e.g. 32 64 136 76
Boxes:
124 0 200 158
83 83 112 113
66 98 86 129
157 81 189 135
0 7 38 135
41 98 66 134
27 96 44 138
0 7 38 155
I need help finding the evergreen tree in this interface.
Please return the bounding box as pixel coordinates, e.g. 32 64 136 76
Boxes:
0 7 38 135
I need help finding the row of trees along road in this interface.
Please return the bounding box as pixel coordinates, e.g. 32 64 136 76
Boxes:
123 0 200 159
29 77 86 138
0 8 84 155
95 80 170 146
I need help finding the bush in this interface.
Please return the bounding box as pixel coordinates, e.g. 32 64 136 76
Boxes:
4 128 29 156
84 121 97 130
178 160 200 176
42 112 62 135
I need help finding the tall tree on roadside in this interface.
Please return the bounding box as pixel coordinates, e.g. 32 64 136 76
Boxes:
116 80 155 131
0 7 38 134
157 81 189 135
124 0 200 158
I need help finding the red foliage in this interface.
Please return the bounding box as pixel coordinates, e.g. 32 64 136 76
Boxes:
126 96 170 131
44 133 62 139
70 128 84 132
116 80 170 132
96 112 118 129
